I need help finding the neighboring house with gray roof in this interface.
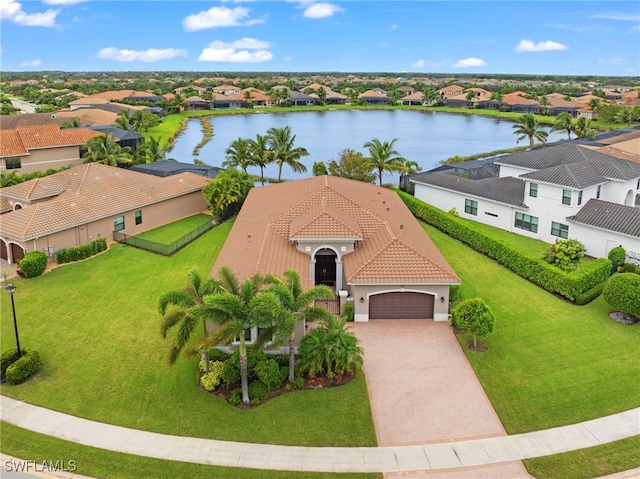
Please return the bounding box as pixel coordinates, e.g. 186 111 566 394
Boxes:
130 160 221 178
411 141 640 263
0 163 209 264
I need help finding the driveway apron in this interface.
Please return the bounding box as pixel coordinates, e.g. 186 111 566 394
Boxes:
352 319 533 478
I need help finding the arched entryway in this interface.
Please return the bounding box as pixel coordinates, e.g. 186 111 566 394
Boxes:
314 248 337 289
624 189 635 207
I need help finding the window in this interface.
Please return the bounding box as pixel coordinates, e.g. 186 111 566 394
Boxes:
113 216 125 232
637 179 640 190
135 210 142 225
551 222 569 239
514 212 538 233
596 185 601 199
5 157 21 170
529 183 538 198
577 190 583 206
562 190 572 205
464 199 478 216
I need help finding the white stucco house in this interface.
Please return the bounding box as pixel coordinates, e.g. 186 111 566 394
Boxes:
410 139 640 264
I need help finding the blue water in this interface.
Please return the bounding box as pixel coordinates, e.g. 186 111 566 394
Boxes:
167 110 563 183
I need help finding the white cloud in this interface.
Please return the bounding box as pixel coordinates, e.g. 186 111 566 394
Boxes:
591 12 640 22
20 59 41 67
453 57 486 68
390 24 397 31
412 59 425 68
42 0 86 5
597 57 624 64
96 47 188 63
0 0 59 27
303 2 343 19
198 38 273 63
182 6 264 32
515 39 567 52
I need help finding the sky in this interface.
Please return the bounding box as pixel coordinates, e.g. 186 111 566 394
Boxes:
1 0 639 76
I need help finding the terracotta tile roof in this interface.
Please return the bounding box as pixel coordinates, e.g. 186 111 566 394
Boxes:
54 108 119 127
0 163 209 241
501 92 540 105
0 112 66 130
0 124 102 158
212 176 459 288
590 146 640 164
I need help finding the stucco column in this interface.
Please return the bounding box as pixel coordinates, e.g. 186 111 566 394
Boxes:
310 258 316 284
335 259 343 291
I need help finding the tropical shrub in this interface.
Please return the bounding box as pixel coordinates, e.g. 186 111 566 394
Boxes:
342 303 354 322
221 356 241 385
248 381 270 402
1 349 21 376
397 190 611 302
298 315 363 378
254 358 283 391
55 238 107 264
621 263 640 275
5 349 41 384
202 168 253 222
544 239 586 272
603 273 640 318
19 251 48 278
208 348 231 363
608 246 626 268
199 361 225 391
451 298 496 349
229 388 243 406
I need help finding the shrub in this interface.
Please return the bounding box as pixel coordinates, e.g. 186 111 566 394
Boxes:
199 361 225 391
544 239 585 272
449 284 462 303
221 356 241 385
342 302 354 322
208 348 231 363
55 238 107 264
608 246 626 268
1 349 21 376
19 251 47 278
248 381 270 402
397 190 611 302
621 263 640 275
603 273 640 317
291 375 305 389
254 359 283 391
5 349 41 384
229 388 243 406
574 282 605 305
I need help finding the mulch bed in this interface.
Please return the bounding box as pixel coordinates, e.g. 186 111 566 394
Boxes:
466 341 488 352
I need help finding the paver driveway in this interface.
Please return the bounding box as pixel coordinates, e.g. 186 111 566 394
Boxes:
352 319 533 478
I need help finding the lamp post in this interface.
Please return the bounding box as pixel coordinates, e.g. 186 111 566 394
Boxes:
6 283 21 357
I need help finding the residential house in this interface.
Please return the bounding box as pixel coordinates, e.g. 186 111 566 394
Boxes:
437 85 464 99
358 89 390 105
410 138 640 263
0 124 102 174
0 163 209 264
212 85 241 96
130 160 221 178
500 91 541 114
211 174 459 344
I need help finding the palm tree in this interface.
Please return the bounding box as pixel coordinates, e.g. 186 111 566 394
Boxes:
551 112 574 140
248 134 273 186
159 269 222 366
114 109 134 131
82 134 133 166
363 137 406 186
191 267 274 404
60 116 81 129
573 117 598 139
588 98 601 114
512 114 549 148
260 269 334 382
398 159 422 175
615 108 632 126
135 136 165 164
538 95 551 115
266 126 310 181
223 137 253 172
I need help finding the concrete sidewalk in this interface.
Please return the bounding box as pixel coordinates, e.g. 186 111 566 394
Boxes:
1 396 638 474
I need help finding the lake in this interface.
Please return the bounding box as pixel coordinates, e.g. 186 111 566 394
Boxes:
167 110 563 184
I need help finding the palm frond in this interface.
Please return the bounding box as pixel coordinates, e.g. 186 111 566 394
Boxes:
160 309 186 338
158 290 195 314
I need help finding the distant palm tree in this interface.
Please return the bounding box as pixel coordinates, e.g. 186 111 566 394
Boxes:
60 116 81 128
135 136 165 164
266 126 310 181
114 109 134 131
363 137 406 186
588 98 601 113
551 112 574 140
248 134 273 186
512 114 549 148
223 137 253 172
573 117 598 139
82 134 133 166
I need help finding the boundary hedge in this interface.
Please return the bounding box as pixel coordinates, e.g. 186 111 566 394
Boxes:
397 190 611 302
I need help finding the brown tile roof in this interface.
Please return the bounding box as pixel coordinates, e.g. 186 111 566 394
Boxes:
501 92 540 105
0 163 209 241
589 146 640 163
0 124 102 157
0 112 67 130
54 108 119 127
212 176 459 288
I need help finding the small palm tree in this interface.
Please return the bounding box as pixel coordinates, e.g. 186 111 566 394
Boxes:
223 137 253 172
363 137 406 186
82 134 133 167
114 109 134 131
134 136 165 164
260 269 334 382
159 269 222 366
573 117 598 139
248 134 273 186
551 112 574 140
266 126 310 181
60 116 81 129
190 267 274 405
512 114 549 148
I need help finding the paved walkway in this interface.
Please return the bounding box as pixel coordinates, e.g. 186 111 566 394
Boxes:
1 396 638 474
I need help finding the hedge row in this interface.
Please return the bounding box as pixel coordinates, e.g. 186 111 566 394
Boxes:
56 237 107 264
2 348 41 384
397 190 611 302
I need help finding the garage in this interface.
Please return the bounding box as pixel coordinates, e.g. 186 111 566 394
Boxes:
368 292 434 320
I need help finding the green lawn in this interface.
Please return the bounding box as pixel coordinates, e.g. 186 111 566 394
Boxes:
136 213 213 243
0 422 380 479
0 219 376 448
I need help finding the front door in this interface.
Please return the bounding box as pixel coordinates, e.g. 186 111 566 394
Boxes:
314 249 336 288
